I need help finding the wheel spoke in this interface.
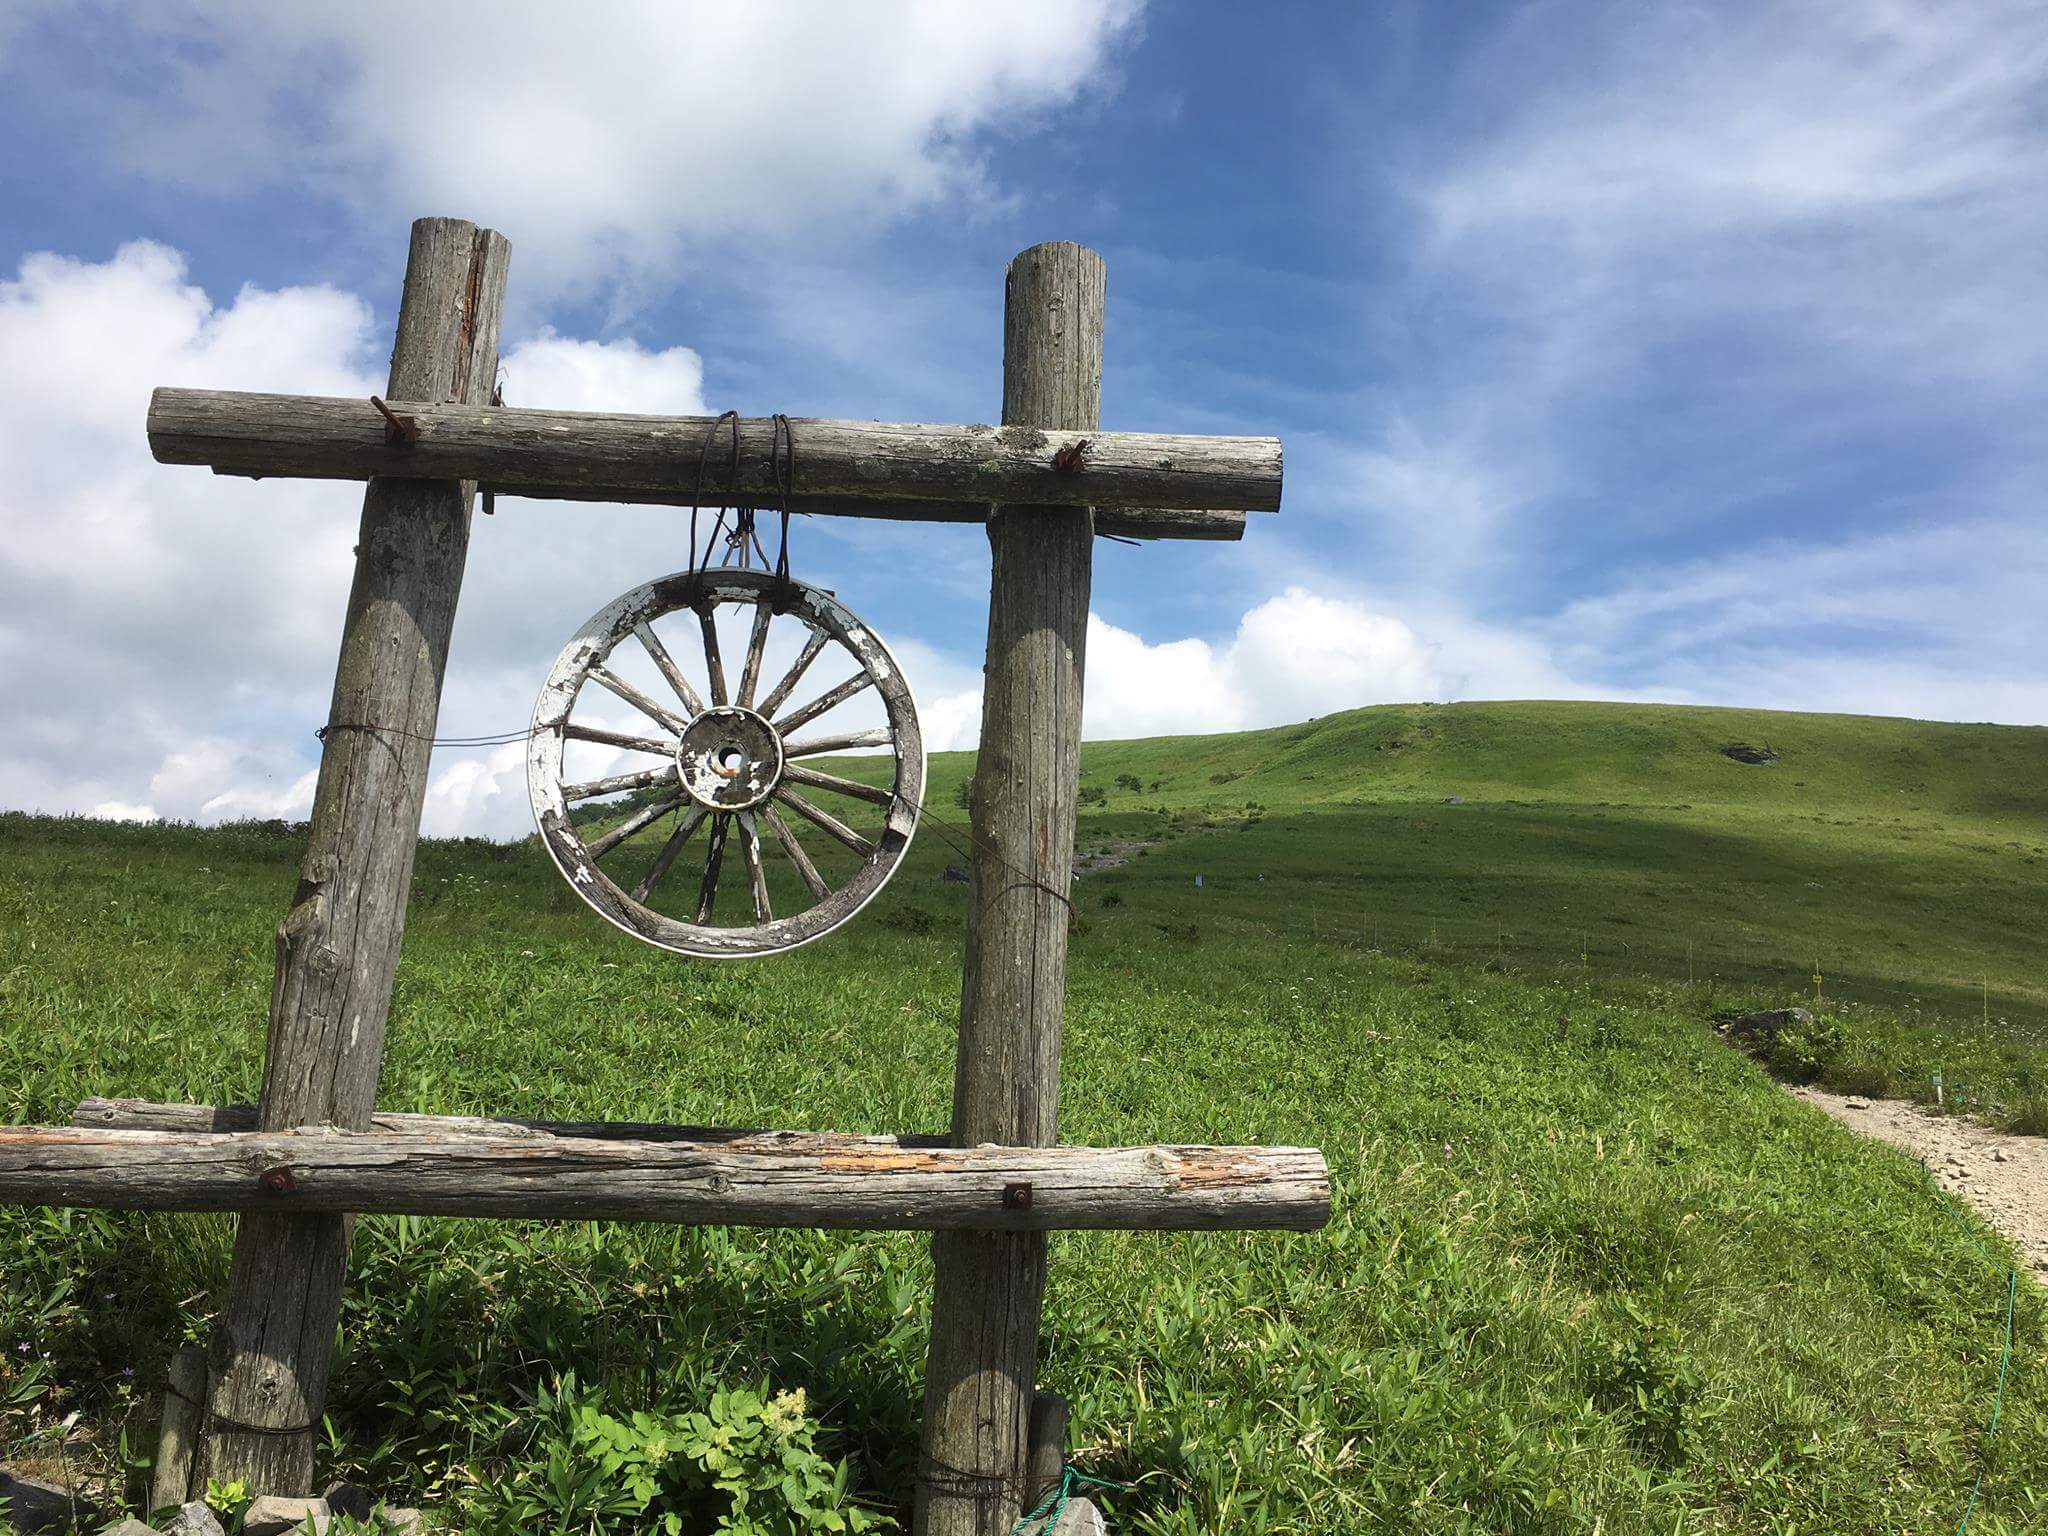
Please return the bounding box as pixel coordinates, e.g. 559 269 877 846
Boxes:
633 624 705 718
761 802 830 901
739 812 773 922
698 608 729 706
783 762 894 807
777 786 877 859
695 812 730 922
782 727 892 757
586 790 687 859
564 763 680 802
590 664 690 735
736 599 774 708
630 805 708 903
755 627 829 718
774 672 874 737
565 723 676 756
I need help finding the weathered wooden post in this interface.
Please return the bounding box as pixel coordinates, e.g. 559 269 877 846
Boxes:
195 217 509 1494
917 242 1103 1536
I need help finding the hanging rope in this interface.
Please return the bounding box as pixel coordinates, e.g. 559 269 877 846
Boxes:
682 409 744 605
767 412 797 609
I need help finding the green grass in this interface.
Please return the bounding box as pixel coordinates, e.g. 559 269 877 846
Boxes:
2 699 2046 1532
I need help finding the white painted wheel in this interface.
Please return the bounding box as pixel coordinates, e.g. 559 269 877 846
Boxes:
528 570 924 957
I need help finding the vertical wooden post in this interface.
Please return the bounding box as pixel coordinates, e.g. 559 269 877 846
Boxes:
916 242 1103 1536
149 1346 206 1513
196 218 510 1494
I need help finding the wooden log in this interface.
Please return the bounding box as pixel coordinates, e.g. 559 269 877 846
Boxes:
148 1345 206 1514
453 485 1246 542
146 390 1283 515
918 242 1103 1536
0 1125 1333 1232
1025 1391 1069 1509
197 217 510 1498
75 1096 905 1143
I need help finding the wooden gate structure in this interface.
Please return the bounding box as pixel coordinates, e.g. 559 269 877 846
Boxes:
0 218 1325 1536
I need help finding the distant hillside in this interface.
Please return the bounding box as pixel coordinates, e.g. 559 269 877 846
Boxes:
1050 699 2048 820
911 701 2048 1031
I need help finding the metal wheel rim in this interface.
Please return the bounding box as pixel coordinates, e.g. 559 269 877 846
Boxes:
528 570 924 957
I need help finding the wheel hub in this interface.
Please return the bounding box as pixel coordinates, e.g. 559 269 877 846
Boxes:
676 705 783 810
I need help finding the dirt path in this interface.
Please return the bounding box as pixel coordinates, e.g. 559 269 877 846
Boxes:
1795 1086 2048 1273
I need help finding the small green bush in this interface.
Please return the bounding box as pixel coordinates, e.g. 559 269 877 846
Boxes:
477 1376 891 1536
1826 1060 1897 1100
1763 1012 1846 1084
2004 1095 2048 1137
1587 1300 1717 1468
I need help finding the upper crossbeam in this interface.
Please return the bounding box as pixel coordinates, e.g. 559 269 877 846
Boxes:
146 390 1282 541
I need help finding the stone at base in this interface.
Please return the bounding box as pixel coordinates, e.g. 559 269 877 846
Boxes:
323 1484 375 1523
376 1507 424 1536
164 1499 226 1536
243 1495 331 1536
100 1520 157 1536
0 1470 94 1535
1018 1494 1107 1535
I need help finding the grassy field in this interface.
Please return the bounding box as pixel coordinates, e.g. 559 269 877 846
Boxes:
3 700 2046 1533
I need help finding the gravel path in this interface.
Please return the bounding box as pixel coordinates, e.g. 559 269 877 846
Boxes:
1796 1086 2048 1274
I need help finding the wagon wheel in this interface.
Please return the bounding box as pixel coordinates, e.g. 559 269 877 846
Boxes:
528 569 924 957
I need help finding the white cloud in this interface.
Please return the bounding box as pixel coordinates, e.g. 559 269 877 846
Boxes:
88 800 158 824
0 242 377 822
97 1 1143 294
923 587 1590 750
1546 513 2048 724
0 242 736 835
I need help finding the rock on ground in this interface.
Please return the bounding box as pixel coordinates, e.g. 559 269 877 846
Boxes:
0 1470 95 1534
243 1495 330 1536
1795 1086 2048 1273
1727 1006 1812 1044
1017 1495 1107 1536
163 1501 225 1536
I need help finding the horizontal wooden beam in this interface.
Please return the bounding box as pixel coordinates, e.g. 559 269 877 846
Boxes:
146 390 1283 520
72 1096 846 1143
468 486 1246 542
13 1114 1330 1233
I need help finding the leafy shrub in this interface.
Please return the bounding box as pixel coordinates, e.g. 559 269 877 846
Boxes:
1826 1060 1896 1099
1078 786 1108 808
1762 1011 1846 1083
1587 1300 1716 1467
952 777 973 811
477 1376 891 1536
2004 1094 2048 1136
1114 773 1143 793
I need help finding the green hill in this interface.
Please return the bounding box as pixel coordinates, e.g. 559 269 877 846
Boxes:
2 699 2045 1533
1064 699 2048 821
907 701 2048 1039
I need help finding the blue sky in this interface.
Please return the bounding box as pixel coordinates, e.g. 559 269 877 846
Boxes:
2 1 2043 836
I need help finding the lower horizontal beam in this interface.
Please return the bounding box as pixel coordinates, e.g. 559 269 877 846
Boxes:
507 487 1248 542
10 1116 1331 1233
